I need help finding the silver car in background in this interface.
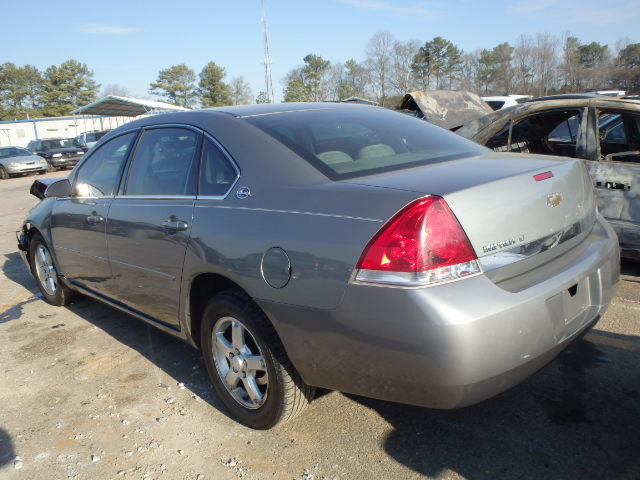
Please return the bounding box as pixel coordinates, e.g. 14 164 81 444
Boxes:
0 146 48 179
18 103 619 429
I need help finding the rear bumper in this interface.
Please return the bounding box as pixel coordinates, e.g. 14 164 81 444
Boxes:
260 216 620 408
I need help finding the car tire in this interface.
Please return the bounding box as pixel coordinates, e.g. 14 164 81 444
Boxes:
0 167 9 180
37 170 47 175
29 232 77 306
46 163 56 172
201 289 315 429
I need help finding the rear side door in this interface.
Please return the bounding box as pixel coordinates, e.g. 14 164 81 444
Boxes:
584 107 640 250
105 126 200 328
50 131 137 293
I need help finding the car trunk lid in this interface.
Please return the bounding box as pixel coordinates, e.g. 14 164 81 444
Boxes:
345 152 597 276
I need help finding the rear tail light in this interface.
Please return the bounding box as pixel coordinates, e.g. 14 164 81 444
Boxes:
355 196 480 287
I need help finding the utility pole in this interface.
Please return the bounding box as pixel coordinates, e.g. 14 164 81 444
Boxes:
261 0 275 103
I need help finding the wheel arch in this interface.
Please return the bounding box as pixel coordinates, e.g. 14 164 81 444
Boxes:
187 272 276 350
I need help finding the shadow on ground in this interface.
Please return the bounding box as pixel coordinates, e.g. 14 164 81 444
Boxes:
63 297 233 421
347 332 640 480
2 252 36 291
0 428 15 468
4 248 640 479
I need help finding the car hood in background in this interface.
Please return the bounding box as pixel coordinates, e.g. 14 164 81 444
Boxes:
0 154 46 165
398 90 493 130
42 148 84 155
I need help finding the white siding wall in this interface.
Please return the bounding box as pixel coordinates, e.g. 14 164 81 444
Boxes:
0 115 136 147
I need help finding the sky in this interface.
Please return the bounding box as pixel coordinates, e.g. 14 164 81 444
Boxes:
3 0 639 103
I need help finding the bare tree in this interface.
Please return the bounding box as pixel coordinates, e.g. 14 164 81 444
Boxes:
458 51 481 93
533 33 558 96
513 35 535 94
102 84 130 97
389 39 420 95
230 76 252 105
365 31 395 106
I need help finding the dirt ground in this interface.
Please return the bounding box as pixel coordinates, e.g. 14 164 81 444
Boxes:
1 172 639 480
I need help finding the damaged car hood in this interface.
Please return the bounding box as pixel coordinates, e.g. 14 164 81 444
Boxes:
398 90 493 130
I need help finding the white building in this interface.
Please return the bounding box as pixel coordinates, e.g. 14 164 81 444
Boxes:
0 96 189 148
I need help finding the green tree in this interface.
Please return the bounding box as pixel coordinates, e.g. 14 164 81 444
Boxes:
477 48 498 93
283 73 308 102
0 63 44 120
149 64 197 107
40 60 99 117
301 54 331 101
443 42 464 89
411 43 432 90
578 42 608 69
493 42 514 93
614 43 640 93
283 54 332 102
411 37 462 90
198 62 232 107
427 37 451 89
255 91 271 104
339 59 368 100
560 36 582 90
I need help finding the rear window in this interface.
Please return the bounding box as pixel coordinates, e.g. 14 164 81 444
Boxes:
245 108 486 180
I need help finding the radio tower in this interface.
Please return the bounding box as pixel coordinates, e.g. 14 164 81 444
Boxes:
261 0 275 103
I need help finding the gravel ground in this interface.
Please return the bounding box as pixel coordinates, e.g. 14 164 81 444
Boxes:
0 171 639 480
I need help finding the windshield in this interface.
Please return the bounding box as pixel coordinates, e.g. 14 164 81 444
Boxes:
245 108 487 180
0 147 34 158
40 138 75 150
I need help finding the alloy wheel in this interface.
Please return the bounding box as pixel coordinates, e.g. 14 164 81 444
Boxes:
34 244 58 296
211 316 269 409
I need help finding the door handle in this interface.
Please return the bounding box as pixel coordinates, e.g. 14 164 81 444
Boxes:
86 214 104 224
161 219 189 231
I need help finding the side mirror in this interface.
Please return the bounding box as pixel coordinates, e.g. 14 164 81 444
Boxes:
44 179 73 198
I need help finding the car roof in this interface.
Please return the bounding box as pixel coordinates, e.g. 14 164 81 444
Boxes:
211 102 376 118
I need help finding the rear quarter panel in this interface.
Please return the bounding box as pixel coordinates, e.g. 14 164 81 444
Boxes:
183 182 420 310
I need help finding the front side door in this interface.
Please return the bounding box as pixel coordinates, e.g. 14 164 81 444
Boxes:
50 131 137 293
483 107 589 158
105 126 200 328
584 107 640 250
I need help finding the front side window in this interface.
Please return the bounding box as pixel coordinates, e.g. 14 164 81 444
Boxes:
486 109 583 158
125 127 199 196
199 138 238 196
75 132 136 197
246 108 486 180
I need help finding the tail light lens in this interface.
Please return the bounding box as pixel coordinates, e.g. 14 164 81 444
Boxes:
355 196 480 286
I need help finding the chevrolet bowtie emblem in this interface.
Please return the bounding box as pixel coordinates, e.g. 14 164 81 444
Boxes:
547 193 563 207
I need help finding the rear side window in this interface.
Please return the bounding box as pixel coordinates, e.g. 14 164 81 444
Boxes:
75 132 136 197
597 110 640 162
245 108 486 180
125 128 199 196
199 138 238 196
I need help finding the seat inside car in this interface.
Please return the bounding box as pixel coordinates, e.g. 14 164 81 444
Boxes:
316 150 353 165
358 143 395 159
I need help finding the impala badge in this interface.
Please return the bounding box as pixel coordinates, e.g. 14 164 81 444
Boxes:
547 193 563 208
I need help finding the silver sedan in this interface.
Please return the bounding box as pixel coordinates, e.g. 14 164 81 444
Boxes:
0 146 48 178
18 103 619 429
